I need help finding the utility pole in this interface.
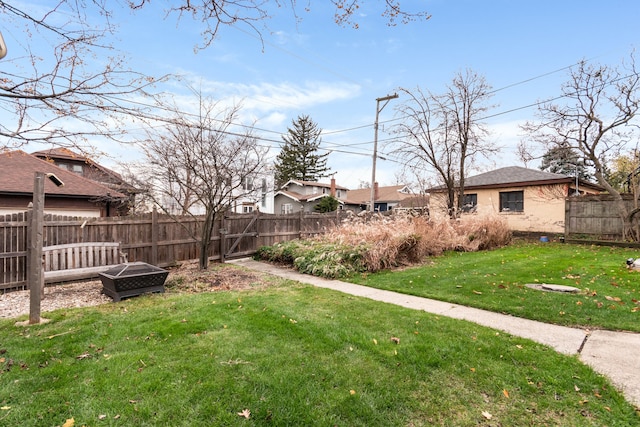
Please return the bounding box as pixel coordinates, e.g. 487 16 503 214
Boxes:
370 93 398 212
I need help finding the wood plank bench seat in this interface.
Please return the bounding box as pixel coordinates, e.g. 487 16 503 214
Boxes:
43 242 128 283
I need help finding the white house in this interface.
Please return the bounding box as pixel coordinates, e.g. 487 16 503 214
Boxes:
273 178 351 213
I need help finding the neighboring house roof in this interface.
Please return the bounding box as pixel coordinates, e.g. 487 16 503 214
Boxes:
275 190 359 205
0 150 126 199
275 189 329 203
432 166 605 192
32 147 89 162
348 184 411 204
281 179 349 191
32 147 139 193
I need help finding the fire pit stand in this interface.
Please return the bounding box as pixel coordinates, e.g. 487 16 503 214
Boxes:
99 262 168 302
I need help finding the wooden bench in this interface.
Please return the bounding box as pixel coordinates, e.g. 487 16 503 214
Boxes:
43 242 128 283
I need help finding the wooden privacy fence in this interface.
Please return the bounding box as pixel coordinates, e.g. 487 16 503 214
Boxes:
565 194 638 240
0 210 343 291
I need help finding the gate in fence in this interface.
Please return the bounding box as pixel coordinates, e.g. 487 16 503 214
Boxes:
0 210 343 291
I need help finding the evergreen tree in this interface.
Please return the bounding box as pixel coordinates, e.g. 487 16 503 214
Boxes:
274 115 331 188
539 144 592 181
314 196 339 212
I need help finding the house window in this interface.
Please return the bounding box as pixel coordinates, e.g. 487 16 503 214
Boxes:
261 193 267 208
499 191 524 212
243 177 254 191
281 203 293 214
462 194 477 213
336 190 342 198
243 205 254 213
72 164 83 175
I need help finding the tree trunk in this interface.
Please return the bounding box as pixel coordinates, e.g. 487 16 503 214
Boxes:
198 209 216 270
609 193 637 242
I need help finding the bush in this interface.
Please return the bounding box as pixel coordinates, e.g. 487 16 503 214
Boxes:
255 240 368 278
255 214 512 278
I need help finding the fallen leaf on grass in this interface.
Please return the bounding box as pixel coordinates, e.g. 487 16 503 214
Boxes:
1 406 10 410
372 339 378 345
472 290 483 295
76 352 91 360
237 409 251 419
390 337 400 344
605 296 622 302
503 389 510 398
350 390 356 395
62 418 74 427
574 385 581 392
481 411 492 420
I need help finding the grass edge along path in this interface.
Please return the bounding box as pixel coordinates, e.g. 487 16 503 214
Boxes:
1 283 639 426
348 242 640 333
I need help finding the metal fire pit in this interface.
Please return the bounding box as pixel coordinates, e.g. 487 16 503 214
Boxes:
99 262 168 302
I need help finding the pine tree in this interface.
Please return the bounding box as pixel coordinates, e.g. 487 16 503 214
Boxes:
539 144 592 181
314 195 339 212
274 115 331 188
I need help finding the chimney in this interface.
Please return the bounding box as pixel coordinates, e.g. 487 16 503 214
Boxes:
330 177 336 197
374 182 379 200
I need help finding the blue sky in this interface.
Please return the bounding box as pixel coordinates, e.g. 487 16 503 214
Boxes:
10 1 640 189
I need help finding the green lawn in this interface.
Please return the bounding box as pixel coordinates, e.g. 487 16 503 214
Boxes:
1 279 638 426
348 241 640 332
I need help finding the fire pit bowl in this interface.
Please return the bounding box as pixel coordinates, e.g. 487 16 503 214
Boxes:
99 262 168 302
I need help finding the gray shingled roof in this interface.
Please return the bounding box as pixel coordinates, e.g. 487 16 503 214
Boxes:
428 166 604 192
464 166 569 188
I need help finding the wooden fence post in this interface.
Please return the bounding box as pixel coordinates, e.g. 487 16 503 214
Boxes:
299 209 304 239
28 172 44 324
151 207 158 265
219 214 226 263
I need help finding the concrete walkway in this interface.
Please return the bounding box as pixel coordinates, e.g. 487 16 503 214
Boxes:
230 258 640 408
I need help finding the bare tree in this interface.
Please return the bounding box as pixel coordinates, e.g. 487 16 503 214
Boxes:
391 70 496 217
132 1 430 48
0 1 165 150
521 54 640 240
0 1 429 151
130 95 268 269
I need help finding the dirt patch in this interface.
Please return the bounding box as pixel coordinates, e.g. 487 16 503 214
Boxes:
0 261 273 320
164 261 270 293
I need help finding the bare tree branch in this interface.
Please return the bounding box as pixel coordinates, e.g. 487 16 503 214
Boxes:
390 70 497 217
0 1 429 153
130 94 268 269
521 53 640 239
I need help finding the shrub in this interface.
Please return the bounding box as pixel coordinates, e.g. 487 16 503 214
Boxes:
256 240 368 278
255 213 512 278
